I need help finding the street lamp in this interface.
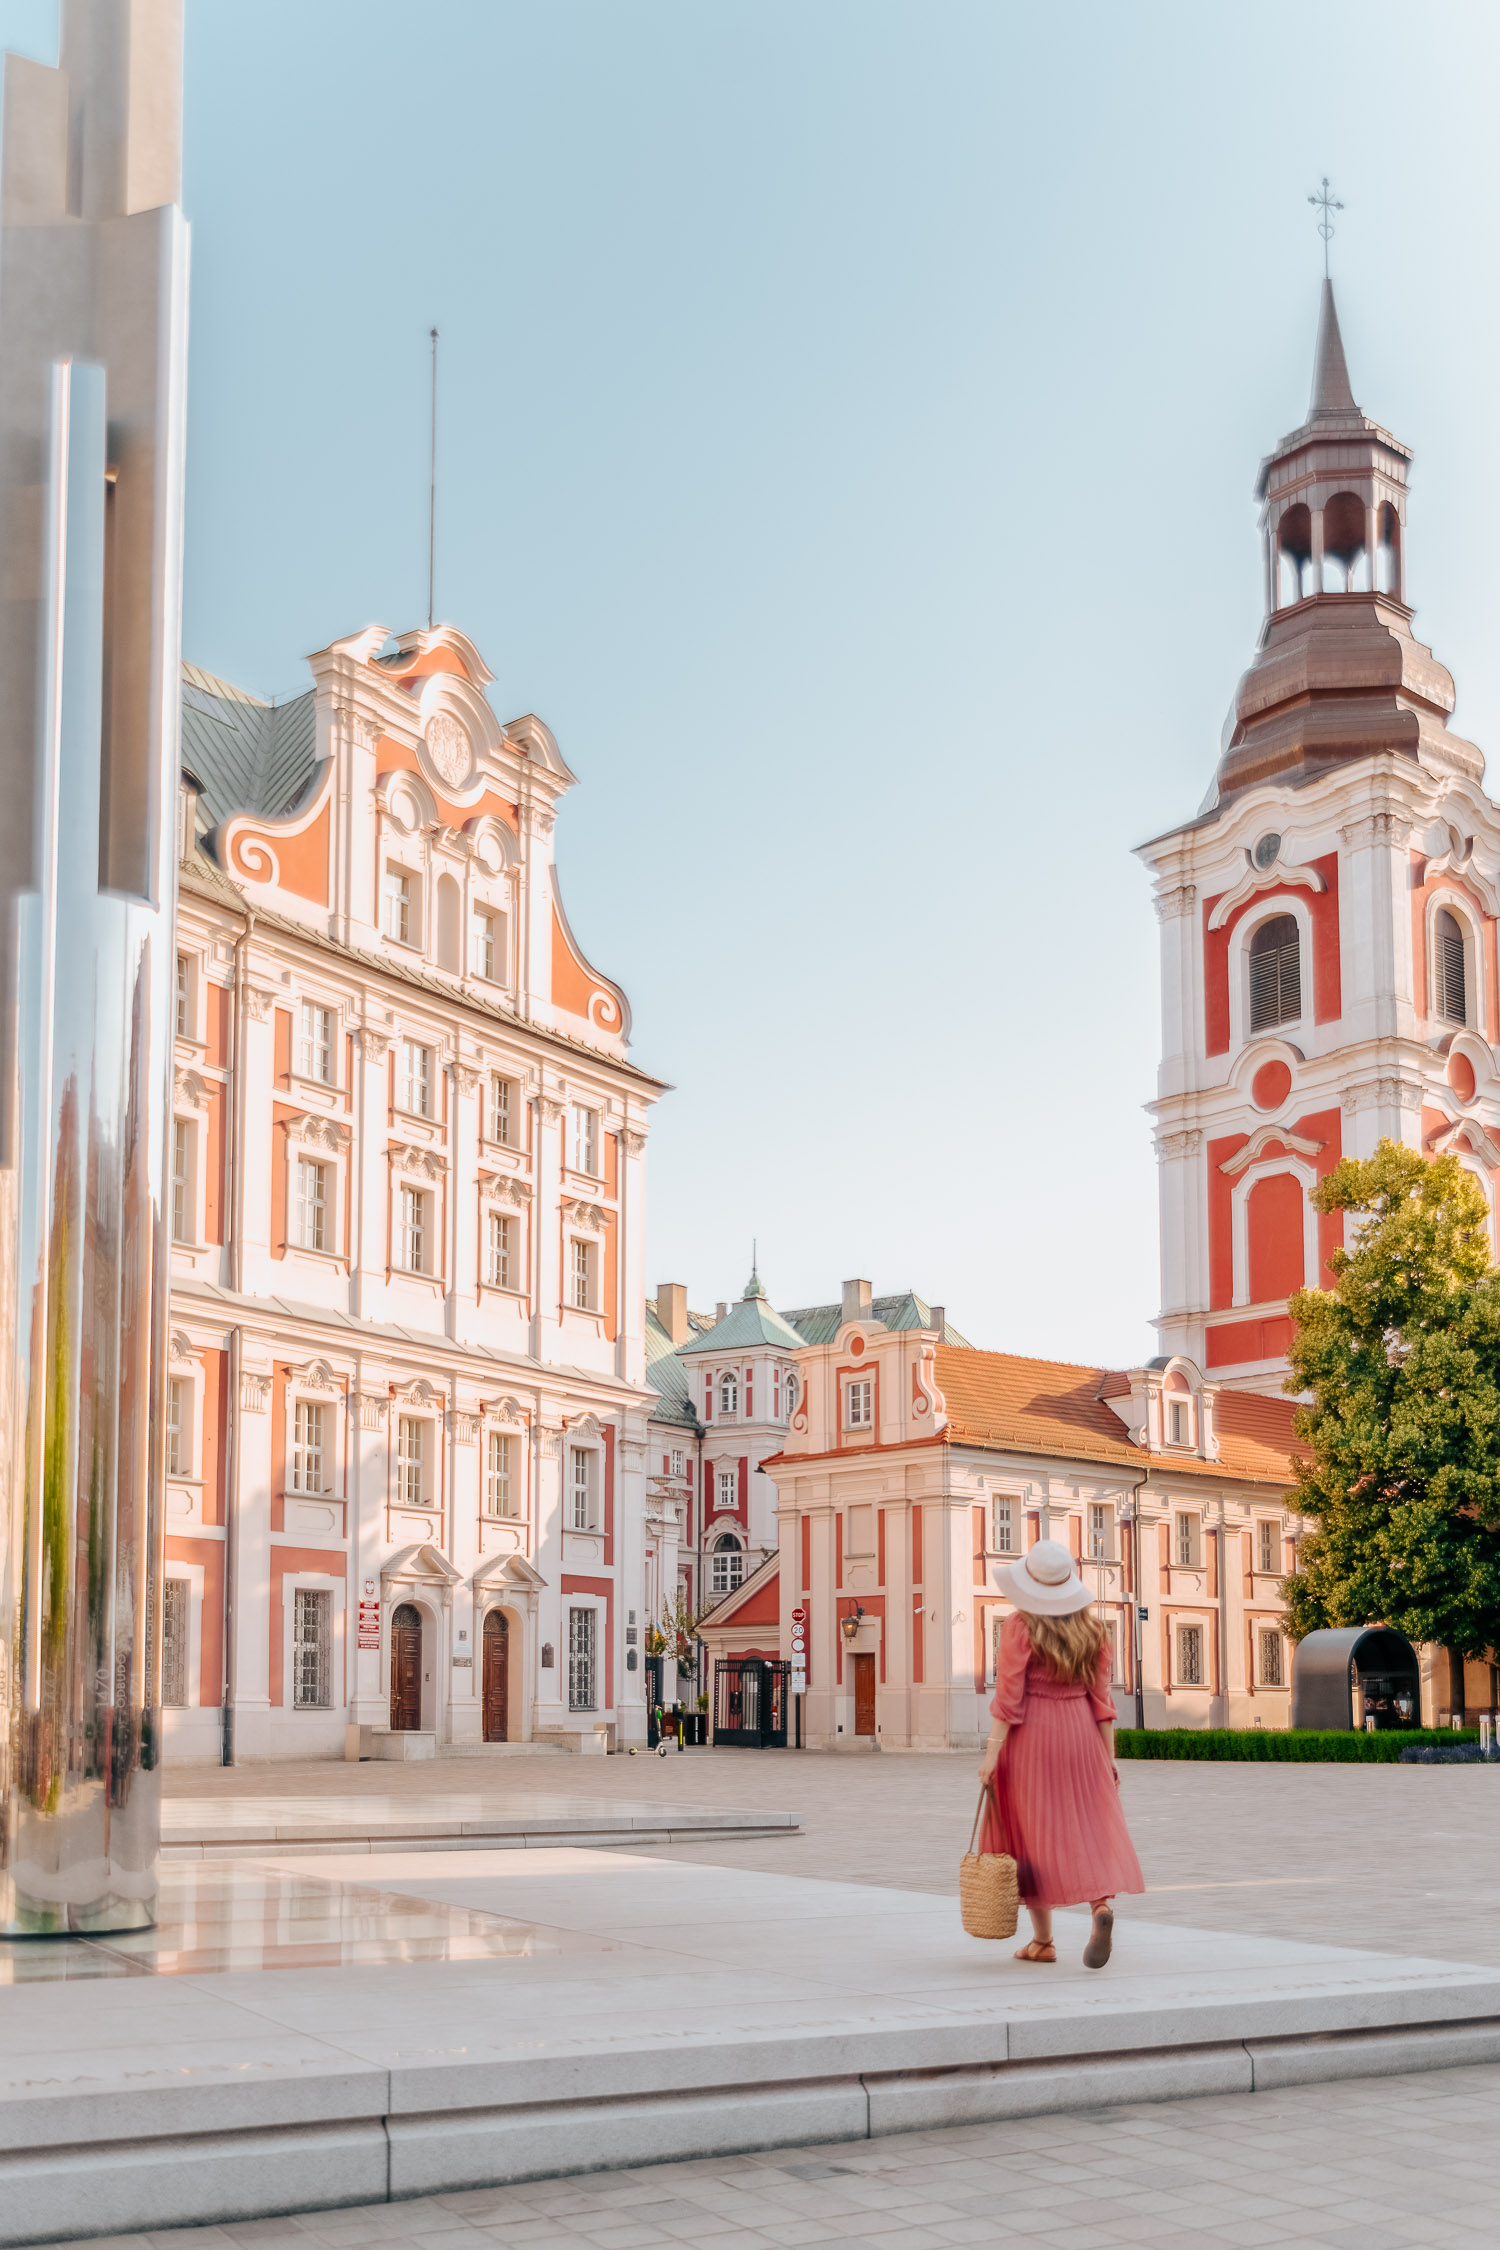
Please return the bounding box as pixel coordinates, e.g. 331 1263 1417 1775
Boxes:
840 1605 866 1647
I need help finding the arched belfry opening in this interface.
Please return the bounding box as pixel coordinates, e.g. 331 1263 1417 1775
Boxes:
1321 491 1367 592
1276 504 1312 607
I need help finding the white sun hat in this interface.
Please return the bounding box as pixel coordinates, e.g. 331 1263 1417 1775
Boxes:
994 1538 1094 1617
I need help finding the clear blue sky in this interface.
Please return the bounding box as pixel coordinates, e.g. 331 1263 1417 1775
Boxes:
7 2 1500 1364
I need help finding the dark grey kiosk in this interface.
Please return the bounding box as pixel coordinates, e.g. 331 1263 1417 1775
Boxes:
1291 1627 1421 1731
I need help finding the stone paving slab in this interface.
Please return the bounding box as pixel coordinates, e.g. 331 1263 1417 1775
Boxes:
1 1847 1498 2245
162 1790 800 1857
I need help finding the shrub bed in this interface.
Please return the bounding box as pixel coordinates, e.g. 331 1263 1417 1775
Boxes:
1116 1725 1480 1763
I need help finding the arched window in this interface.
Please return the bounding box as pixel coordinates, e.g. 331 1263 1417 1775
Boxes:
710 1533 745 1595
1249 914 1301 1032
785 1370 798 1413
718 1371 738 1417
1322 492 1367 592
1437 908 1468 1025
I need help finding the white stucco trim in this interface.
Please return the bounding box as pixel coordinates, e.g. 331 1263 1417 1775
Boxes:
1226 894 1316 1054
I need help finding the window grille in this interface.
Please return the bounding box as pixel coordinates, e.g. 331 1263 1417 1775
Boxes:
299 1001 334 1083
719 1372 738 1417
291 1399 326 1495
1437 908 1468 1025
486 1210 515 1289
1176 1623 1205 1687
571 1104 598 1176
293 1587 332 1708
1259 1628 1285 1688
398 1185 427 1273
570 1445 594 1530
162 1579 190 1707
1088 1503 1110 1561
399 1039 432 1117
717 1468 737 1511
710 1537 745 1594
1175 1513 1198 1568
295 1157 328 1252
172 1119 191 1244
175 953 189 1039
845 1379 873 1429
1248 913 1301 1032
397 1416 427 1508
489 1073 515 1145
1257 1519 1279 1576
166 1377 186 1477
383 863 412 944
486 1429 515 1516
571 1237 595 1310
568 1607 596 1710
993 1497 1016 1554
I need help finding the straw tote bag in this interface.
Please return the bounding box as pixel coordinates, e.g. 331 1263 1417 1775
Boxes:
959 1778 1020 1939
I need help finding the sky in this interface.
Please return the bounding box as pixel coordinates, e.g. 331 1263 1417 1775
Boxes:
6 0 1500 1365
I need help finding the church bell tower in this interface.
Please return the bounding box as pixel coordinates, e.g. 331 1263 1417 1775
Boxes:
1139 282 1500 1392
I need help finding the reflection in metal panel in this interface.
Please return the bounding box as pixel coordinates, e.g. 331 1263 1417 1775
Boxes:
1290 1627 1421 1732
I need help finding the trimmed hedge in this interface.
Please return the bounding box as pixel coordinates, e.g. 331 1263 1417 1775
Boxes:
1116 1725 1480 1763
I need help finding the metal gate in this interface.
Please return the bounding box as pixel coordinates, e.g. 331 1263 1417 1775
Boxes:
713 1657 790 1747
645 1654 664 1746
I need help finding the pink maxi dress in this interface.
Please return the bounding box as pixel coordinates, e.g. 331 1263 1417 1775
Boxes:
980 1611 1144 1908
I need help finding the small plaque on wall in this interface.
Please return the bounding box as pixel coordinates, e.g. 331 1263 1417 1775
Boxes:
452 1656 472 1668
541 1642 555 1668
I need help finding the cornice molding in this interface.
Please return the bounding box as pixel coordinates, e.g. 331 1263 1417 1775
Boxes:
1206 861 1326 933
1219 1123 1324 1176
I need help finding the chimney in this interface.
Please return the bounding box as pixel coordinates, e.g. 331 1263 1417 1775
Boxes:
928 1305 946 1342
841 1278 872 1324
715 1302 728 1323
657 1282 689 1346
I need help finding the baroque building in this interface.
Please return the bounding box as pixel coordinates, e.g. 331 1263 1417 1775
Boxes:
164 622 664 1759
1140 282 1500 1394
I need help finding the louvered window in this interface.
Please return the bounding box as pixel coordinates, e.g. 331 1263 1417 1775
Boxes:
1437 908 1468 1025
1248 914 1301 1032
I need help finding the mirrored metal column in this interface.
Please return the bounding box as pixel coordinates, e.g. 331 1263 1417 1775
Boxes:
0 0 188 1933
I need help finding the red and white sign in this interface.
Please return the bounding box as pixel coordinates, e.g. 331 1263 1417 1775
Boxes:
790 1605 807 1694
357 1599 381 1651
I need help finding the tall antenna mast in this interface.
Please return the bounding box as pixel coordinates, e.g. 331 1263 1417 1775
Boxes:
427 325 439 629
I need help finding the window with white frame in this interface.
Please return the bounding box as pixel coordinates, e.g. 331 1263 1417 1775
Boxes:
1437 906 1468 1026
570 1236 596 1311
1258 1627 1286 1687
175 952 190 1039
485 1429 516 1517
669 1447 684 1477
1174 1511 1200 1568
472 909 504 983
383 862 414 945
486 1209 515 1290
569 1445 596 1530
397 1415 428 1508
171 1118 192 1244
718 1370 738 1418
1256 1519 1280 1576
166 1377 188 1477
161 1579 190 1707
1176 1621 1205 1687
571 1103 598 1176
397 1184 429 1274
716 1467 737 1511
771 1366 782 1419
292 1587 332 1708
1088 1503 1110 1561
844 1378 873 1430
1167 1397 1189 1446
399 1038 432 1117
786 1371 798 1413
993 1496 1016 1554
291 1399 327 1495
710 1533 745 1594
294 1157 329 1253
568 1606 597 1710
299 1000 334 1084
1248 912 1301 1032
488 1072 517 1145
1104 1616 1121 1682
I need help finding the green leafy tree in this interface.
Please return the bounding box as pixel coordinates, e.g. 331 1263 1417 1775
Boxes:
1283 1139 1500 1677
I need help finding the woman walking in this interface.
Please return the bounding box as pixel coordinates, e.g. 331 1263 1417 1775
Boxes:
977 1539 1143 1967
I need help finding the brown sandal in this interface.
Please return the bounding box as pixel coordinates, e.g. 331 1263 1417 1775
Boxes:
1083 1906 1114 1969
1013 1938 1056 1962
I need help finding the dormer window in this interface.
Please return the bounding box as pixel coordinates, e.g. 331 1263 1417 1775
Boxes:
1249 913 1301 1032
844 1378 873 1430
719 1372 738 1418
1168 1399 1188 1446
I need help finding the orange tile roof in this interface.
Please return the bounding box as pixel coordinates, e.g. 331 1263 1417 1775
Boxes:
933 1346 1304 1488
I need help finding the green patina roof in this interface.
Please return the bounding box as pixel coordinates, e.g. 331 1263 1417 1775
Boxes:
676 1287 807 1357
644 1296 714 1428
782 1292 973 1348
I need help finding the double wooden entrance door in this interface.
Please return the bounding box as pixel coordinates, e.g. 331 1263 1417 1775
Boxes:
390 1602 423 1731
482 1609 509 1742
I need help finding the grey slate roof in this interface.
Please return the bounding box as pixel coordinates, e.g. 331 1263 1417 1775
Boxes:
181 663 319 828
782 1293 973 1348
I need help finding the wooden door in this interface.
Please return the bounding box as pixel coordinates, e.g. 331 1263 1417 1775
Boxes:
482 1609 509 1742
390 1602 422 1731
852 1651 876 1736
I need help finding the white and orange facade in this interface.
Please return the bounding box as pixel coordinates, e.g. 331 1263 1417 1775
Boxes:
164 622 664 1759
1140 282 1500 1392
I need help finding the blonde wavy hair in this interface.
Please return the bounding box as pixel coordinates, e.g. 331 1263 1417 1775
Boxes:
1023 1606 1106 1685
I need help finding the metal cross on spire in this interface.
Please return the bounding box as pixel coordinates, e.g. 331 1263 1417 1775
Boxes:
1307 177 1343 278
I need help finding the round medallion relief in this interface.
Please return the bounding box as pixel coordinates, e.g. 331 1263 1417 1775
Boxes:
1251 1059 1292 1112
424 711 472 788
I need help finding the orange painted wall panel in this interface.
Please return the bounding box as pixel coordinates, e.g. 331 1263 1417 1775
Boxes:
203 1082 225 1244
165 1533 225 1709
1247 1171 1306 1303
1202 854 1341 1058
375 737 519 835
205 982 230 1070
